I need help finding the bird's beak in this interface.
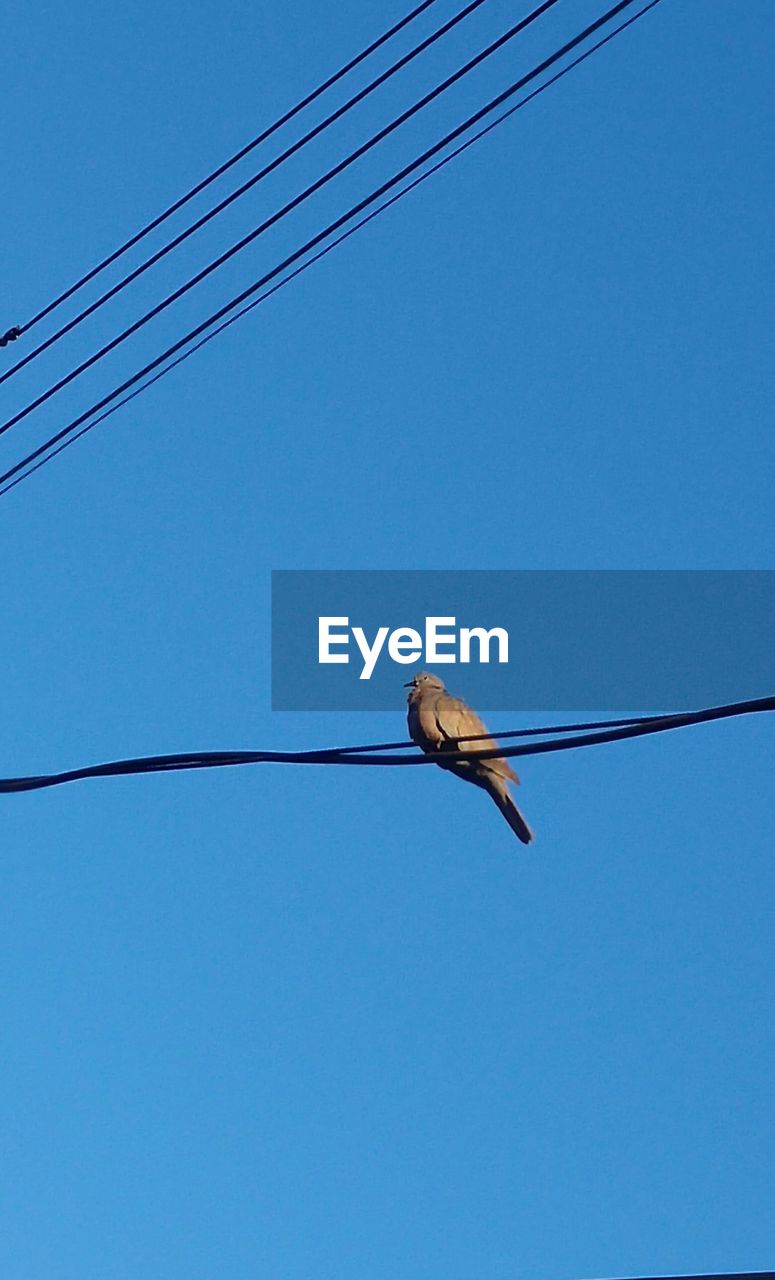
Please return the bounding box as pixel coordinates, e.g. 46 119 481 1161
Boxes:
403 680 415 688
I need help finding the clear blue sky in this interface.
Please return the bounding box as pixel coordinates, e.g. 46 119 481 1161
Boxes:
2 2 773 1277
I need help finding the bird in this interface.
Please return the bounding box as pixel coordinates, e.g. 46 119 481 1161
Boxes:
405 671 534 845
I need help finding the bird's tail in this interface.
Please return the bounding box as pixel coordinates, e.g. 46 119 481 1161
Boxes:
488 785 534 845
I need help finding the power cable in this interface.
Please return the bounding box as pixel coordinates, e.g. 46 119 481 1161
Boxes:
1 695 771 795
0 0 655 495
0 0 663 499
2 0 442 342
1 0 666 499
0 0 493 387
0 0 563 436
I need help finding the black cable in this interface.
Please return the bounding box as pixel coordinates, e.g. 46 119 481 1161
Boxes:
4 0 442 341
0 0 563 437
0 0 650 493
311 709 678 754
0 0 493 388
1 695 771 795
0 0 663 499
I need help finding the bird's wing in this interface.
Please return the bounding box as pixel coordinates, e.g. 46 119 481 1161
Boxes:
411 692 445 750
433 693 519 784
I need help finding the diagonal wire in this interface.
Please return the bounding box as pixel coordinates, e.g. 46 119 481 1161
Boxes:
1 695 771 795
0 0 654 495
0 0 563 436
6 0 443 340
0 0 493 387
0 0 664 499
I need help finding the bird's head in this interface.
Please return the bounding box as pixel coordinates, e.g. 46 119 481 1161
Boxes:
404 671 446 693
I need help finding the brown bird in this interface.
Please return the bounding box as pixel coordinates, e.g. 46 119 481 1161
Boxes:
405 671 534 845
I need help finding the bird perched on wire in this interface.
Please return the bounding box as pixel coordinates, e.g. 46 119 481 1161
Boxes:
405 671 534 845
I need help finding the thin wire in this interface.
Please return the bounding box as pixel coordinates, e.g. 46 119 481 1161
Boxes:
0 0 648 493
314 709 678 754
0 0 493 388
0 0 563 437
1 695 771 795
9 0 442 339
0 0 663 499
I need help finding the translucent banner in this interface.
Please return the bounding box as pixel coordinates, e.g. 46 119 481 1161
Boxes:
271 570 775 710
